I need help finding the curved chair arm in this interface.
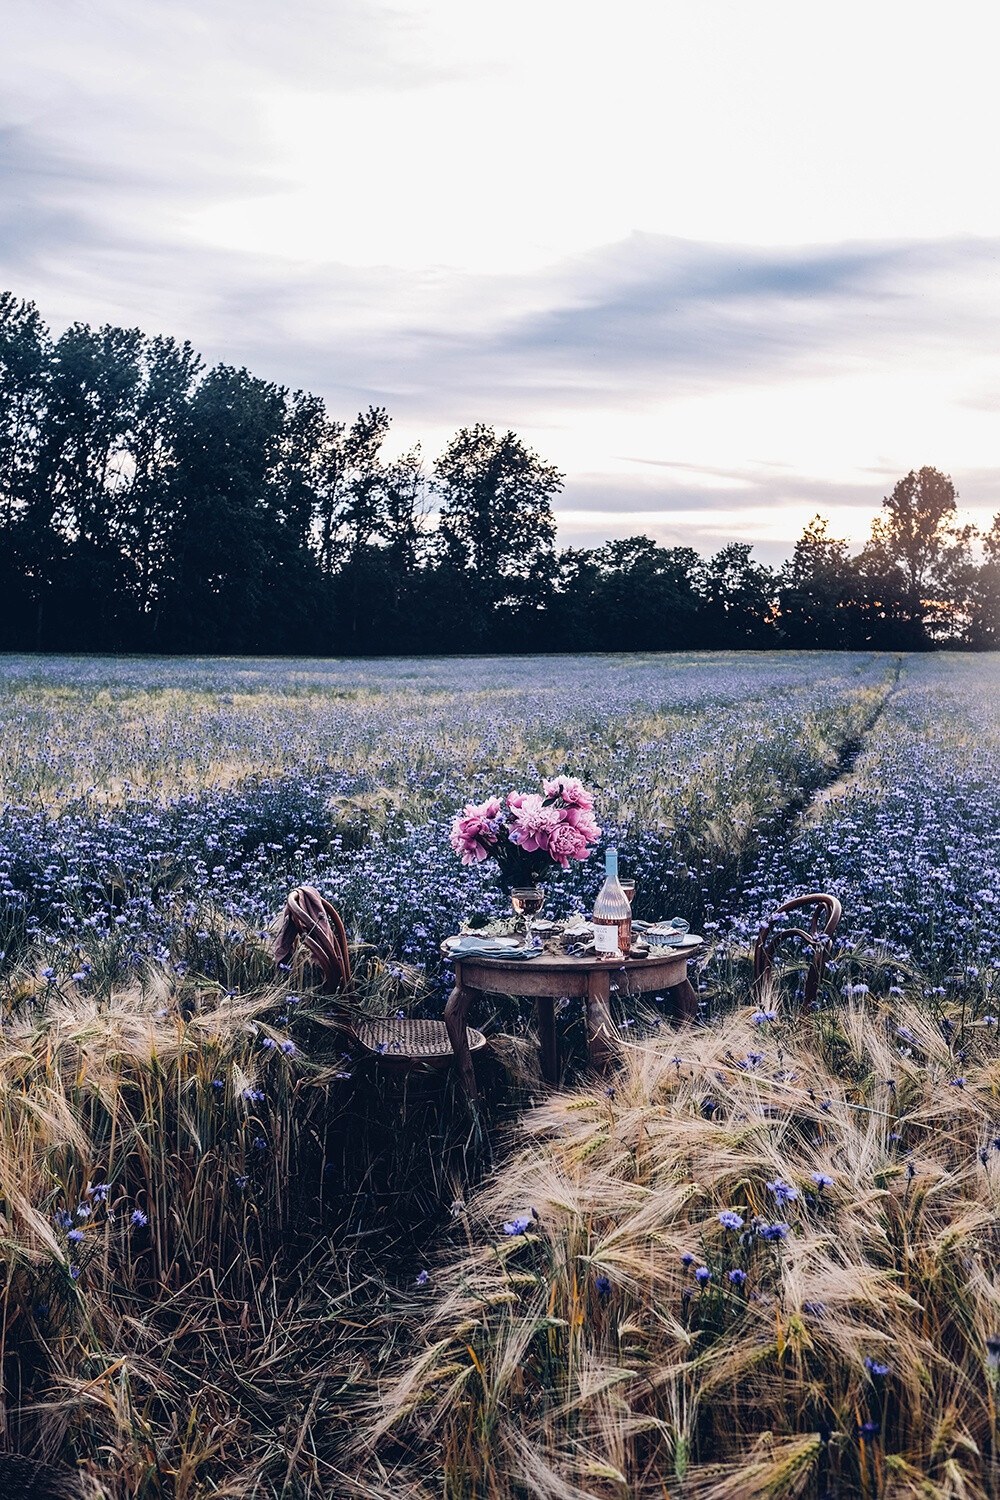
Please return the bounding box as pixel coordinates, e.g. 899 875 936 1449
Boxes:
753 892 842 1009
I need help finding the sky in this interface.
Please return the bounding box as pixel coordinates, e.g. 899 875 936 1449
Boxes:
1 0 999 560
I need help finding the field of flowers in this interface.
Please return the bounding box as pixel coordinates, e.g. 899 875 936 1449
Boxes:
4 649 1000 1500
735 654 1000 976
0 650 895 1000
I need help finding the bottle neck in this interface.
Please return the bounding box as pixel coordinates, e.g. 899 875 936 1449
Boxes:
605 847 619 881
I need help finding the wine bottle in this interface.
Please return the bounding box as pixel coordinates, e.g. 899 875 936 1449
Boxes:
592 847 631 958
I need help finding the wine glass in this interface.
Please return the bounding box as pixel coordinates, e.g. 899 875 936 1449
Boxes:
511 886 544 947
620 879 635 906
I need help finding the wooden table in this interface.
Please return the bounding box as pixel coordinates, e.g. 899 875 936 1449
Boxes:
442 940 703 1103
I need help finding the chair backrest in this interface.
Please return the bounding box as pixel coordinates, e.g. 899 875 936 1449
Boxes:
752 892 842 1010
273 886 353 997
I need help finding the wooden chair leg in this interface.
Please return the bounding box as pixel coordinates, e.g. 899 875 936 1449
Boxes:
536 996 558 1084
444 984 479 1104
586 969 618 1073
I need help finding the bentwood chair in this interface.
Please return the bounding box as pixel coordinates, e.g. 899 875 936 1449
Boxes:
274 886 487 1071
752 892 842 1011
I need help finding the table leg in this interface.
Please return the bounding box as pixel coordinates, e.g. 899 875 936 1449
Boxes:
444 984 478 1104
586 969 618 1072
665 976 699 1024
536 996 558 1084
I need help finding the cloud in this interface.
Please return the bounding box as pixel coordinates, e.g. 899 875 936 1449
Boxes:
1 1 998 563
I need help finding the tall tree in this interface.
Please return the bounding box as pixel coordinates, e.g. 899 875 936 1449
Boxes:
0 293 49 529
553 536 702 650
305 405 390 575
778 515 857 648
860 467 959 632
120 335 202 634
166 364 309 650
0 295 51 645
702 542 778 646
434 424 561 610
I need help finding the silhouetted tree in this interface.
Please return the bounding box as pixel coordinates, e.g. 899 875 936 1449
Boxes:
435 425 561 629
0 294 50 645
702 543 778 646
778 515 857 648
166 365 317 651
552 536 702 650
858 467 960 639
2 285 998 656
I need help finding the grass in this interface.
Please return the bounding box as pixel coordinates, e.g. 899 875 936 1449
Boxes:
359 985 1000 1499
5 948 1000 1498
1 650 999 1496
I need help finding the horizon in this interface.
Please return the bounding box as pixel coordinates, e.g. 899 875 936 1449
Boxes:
3 0 999 562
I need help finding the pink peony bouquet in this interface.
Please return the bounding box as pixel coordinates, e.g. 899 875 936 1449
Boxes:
450 775 601 888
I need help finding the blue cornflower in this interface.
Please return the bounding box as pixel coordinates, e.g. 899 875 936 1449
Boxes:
718 1210 744 1231
950 1078 966 1089
858 1420 880 1439
752 1010 777 1025
280 1040 295 1056
130 1209 148 1227
260 1037 277 1050
75 1203 91 1218
681 1253 695 1267
864 1356 890 1377
69 1265 80 1280
67 1228 83 1243
595 1275 612 1298
766 1178 798 1206
758 1223 790 1241
503 1215 532 1236
694 1266 711 1285
234 1174 248 1188
727 1268 747 1286
415 1269 429 1286
212 1079 225 1090
810 1173 834 1189
54 1210 73 1230
253 1137 268 1151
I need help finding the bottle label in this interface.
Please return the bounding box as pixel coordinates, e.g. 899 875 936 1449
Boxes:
593 920 620 956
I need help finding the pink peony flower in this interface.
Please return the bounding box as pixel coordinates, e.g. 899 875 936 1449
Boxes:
506 792 561 852
563 806 601 842
546 819 592 868
450 798 503 865
542 776 594 811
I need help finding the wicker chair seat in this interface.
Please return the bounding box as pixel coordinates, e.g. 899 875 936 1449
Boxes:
354 1016 487 1068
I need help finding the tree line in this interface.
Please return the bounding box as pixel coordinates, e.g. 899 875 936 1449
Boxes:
1 289 998 655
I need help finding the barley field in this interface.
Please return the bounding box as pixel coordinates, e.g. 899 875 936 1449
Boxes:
2 650 1000 1499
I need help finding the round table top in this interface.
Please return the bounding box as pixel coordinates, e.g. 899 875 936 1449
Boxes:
442 935 703 975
